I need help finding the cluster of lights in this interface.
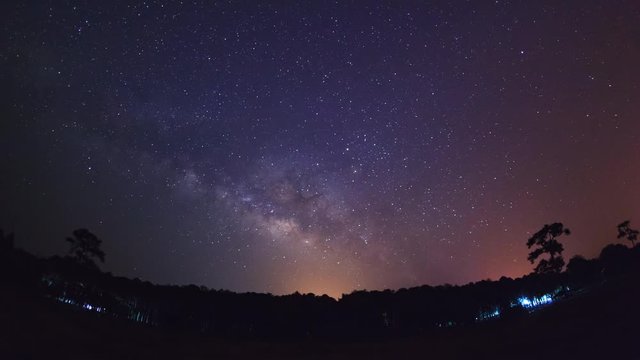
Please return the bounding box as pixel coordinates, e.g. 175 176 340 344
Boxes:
57 297 105 313
476 308 501 322
82 303 105 313
57 297 76 305
477 292 557 323
517 294 553 309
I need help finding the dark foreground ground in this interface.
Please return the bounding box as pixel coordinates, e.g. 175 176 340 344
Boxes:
1 281 639 360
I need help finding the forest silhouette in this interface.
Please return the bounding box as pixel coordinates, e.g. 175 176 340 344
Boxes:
1 222 639 358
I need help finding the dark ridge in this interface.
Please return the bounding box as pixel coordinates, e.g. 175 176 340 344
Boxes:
2 228 639 359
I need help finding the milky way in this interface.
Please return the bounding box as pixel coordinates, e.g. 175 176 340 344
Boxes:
2 1 640 297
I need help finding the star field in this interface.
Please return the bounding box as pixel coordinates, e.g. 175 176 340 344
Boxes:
2 1 640 298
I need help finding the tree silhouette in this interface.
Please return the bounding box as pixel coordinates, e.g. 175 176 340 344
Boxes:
66 228 106 268
617 220 639 247
526 223 570 274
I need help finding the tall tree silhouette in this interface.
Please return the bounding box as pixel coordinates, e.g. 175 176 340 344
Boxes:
617 220 639 247
66 228 106 268
526 223 570 274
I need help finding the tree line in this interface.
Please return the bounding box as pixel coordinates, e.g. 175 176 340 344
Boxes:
0 220 638 339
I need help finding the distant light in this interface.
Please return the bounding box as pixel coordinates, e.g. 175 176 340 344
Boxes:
518 296 532 307
477 307 501 321
517 294 553 309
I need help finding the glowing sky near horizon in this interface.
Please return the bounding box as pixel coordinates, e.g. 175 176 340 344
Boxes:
1 0 640 298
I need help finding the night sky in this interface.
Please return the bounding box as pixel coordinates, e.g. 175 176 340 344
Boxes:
2 1 639 298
